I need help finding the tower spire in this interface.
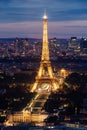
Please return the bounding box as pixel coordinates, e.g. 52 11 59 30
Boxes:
42 10 49 61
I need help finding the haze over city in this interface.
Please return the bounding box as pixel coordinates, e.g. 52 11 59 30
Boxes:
0 0 87 38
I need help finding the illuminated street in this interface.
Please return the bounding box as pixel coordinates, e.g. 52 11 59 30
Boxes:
27 92 50 113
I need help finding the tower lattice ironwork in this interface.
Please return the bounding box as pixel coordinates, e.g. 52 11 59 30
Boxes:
31 12 58 92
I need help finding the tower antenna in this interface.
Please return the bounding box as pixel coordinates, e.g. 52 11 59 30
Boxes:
44 9 46 15
43 9 47 19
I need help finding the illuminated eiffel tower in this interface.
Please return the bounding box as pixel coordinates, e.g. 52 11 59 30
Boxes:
31 11 58 92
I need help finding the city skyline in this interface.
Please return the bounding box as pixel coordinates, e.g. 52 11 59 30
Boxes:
0 0 87 38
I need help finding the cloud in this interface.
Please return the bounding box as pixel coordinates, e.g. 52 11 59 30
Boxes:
0 20 87 38
0 0 87 23
0 0 87 37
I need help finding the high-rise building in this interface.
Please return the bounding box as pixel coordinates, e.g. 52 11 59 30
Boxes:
80 38 87 56
68 37 80 55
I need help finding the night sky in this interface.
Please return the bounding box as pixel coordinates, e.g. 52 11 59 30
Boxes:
0 0 87 38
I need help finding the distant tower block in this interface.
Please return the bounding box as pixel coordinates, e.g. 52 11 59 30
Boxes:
31 11 59 92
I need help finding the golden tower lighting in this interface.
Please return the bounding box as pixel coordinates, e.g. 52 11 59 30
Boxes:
31 11 59 92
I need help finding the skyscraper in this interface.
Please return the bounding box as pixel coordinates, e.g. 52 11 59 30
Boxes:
80 38 87 56
68 37 80 56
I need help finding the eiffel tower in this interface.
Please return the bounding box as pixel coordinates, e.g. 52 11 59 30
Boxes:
31 11 58 92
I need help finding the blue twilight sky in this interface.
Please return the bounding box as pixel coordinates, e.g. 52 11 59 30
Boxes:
0 0 87 38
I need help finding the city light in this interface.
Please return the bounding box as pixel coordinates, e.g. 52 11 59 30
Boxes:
0 6 87 129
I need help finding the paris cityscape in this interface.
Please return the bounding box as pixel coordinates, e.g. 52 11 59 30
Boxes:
0 0 87 130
